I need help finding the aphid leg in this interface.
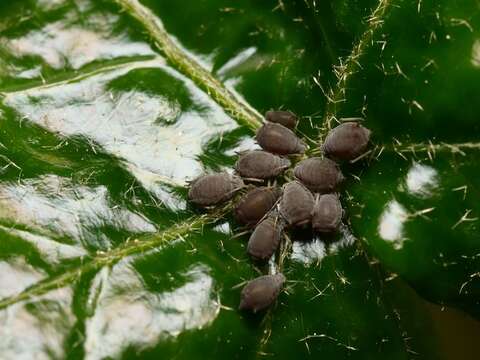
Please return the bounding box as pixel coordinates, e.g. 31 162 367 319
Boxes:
278 232 293 269
253 197 283 228
242 177 265 184
350 149 373 164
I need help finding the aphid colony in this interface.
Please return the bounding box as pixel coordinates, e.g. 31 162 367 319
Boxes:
188 110 371 314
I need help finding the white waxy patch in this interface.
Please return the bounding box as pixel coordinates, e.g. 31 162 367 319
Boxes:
405 163 438 198
291 239 326 265
378 200 409 249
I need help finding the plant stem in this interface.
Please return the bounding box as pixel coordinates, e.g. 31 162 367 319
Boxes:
113 0 263 132
321 0 393 135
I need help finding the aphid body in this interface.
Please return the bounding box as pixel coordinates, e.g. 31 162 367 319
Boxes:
235 187 281 227
279 181 314 227
294 157 344 193
256 123 307 155
239 273 286 313
235 150 290 179
265 110 297 129
188 172 243 206
322 122 371 160
247 216 283 261
312 194 343 233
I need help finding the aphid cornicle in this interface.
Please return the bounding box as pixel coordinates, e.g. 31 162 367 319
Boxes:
294 157 344 193
279 181 315 227
312 194 343 233
188 173 243 206
239 273 286 313
256 123 307 155
235 150 290 179
234 187 281 227
265 110 297 129
322 122 371 160
247 216 283 261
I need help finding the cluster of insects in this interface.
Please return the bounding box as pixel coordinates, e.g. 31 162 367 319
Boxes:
188 110 371 314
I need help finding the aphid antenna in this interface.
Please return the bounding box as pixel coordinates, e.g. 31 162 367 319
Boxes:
295 129 317 145
253 199 282 227
253 265 266 276
233 149 250 156
231 230 251 239
231 280 249 290
219 304 235 311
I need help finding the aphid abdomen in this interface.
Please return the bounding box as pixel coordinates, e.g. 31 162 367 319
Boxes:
312 194 343 233
235 150 290 179
265 110 298 129
247 216 283 261
235 187 281 226
188 173 243 206
322 122 371 160
279 181 315 227
294 157 344 193
239 273 286 312
256 123 306 155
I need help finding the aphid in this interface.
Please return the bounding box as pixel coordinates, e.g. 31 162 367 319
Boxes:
322 122 371 160
239 273 286 313
294 157 344 193
188 172 243 206
247 216 283 261
279 181 315 227
265 110 297 129
234 187 282 227
235 150 290 179
312 194 343 233
256 122 307 155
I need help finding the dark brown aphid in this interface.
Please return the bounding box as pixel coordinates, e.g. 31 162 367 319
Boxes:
247 216 283 261
234 187 281 227
294 157 344 193
235 150 290 179
188 172 243 206
312 194 343 233
265 110 297 129
322 122 371 160
279 181 315 227
256 123 307 155
239 273 286 313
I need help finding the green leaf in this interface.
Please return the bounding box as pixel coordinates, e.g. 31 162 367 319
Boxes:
340 0 480 316
0 0 479 359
